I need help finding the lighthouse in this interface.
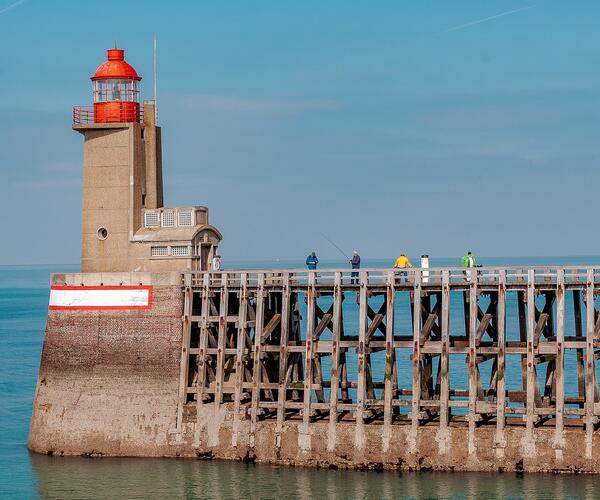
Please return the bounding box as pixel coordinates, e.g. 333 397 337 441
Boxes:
73 48 222 272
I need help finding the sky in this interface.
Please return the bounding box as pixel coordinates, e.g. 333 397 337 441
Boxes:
1 0 600 265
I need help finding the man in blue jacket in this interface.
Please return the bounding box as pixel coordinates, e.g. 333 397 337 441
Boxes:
306 252 319 270
350 250 360 284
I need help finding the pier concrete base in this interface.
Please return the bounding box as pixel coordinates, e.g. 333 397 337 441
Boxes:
27 272 600 473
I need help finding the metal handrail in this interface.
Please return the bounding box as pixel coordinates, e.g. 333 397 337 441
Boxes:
72 105 143 125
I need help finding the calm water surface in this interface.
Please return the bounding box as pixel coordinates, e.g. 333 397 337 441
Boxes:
3 259 600 499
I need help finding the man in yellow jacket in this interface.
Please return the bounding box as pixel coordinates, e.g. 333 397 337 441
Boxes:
394 254 412 268
393 254 413 282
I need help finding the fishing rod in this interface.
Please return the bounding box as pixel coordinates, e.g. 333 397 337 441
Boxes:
320 232 350 261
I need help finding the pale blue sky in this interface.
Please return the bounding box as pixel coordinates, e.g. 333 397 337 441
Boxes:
1 1 600 264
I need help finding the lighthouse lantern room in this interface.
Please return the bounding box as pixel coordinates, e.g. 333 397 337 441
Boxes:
91 48 141 123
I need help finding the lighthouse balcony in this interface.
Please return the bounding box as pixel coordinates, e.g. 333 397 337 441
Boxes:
73 104 144 125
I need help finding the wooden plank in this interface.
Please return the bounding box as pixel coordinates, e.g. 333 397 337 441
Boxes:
366 313 385 340
439 270 450 429
554 269 565 460
313 313 333 340
411 270 423 439
468 272 478 454
176 274 192 431
195 273 211 444
214 273 229 406
533 313 549 347
327 272 343 451
275 273 291 447
249 274 265 448
366 302 388 337
525 269 536 438
355 271 368 438
261 313 281 342
419 301 441 346
383 270 395 451
232 273 248 447
302 272 317 433
475 313 492 346
495 270 506 457
585 269 595 459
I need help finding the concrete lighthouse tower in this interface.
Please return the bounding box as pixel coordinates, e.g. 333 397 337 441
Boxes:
73 48 222 272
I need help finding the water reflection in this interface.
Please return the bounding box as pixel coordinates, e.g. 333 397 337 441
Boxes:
29 453 600 499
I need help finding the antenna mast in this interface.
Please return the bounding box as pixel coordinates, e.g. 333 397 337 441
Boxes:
153 36 158 124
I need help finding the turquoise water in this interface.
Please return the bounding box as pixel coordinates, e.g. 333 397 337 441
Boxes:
3 259 600 499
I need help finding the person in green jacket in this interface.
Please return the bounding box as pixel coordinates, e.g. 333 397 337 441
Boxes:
461 251 476 281
461 251 476 268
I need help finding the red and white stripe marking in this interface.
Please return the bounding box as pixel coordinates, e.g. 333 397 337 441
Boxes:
49 286 153 310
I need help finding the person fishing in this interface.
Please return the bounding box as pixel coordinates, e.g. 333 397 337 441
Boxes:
393 253 412 269
393 253 413 282
306 251 319 270
461 251 477 281
350 250 361 284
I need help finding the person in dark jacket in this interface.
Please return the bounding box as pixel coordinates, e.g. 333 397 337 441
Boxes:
306 252 319 270
350 250 360 284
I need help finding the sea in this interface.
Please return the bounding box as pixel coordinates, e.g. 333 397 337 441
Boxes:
3 257 600 499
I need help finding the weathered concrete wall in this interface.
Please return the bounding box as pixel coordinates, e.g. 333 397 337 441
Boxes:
28 275 183 457
186 410 600 473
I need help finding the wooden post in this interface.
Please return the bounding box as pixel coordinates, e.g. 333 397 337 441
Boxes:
249 273 265 448
440 270 450 423
585 268 595 459
231 273 248 447
525 269 536 453
383 270 395 452
327 272 342 452
554 268 565 460
176 274 192 432
574 290 585 405
275 272 291 448
195 272 211 446
410 269 422 452
214 273 229 406
355 270 368 450
495 269 506 458
300 271 316 450
468 270 478 455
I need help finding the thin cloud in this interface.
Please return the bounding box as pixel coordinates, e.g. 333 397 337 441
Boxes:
0 0 26 16
443 5 534 34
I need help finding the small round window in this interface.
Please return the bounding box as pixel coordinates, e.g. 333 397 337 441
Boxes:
97 227 108 240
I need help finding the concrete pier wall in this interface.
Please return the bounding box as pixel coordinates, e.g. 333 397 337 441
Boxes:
28 268 600 472
28 273 183 457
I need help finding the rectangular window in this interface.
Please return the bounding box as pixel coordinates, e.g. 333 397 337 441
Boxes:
161 211 175 227
144 211 160 228
151 246 169 257
171 246 189 257
178 210 193 226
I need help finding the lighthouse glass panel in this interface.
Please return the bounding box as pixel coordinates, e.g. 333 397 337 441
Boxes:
93 80 139 103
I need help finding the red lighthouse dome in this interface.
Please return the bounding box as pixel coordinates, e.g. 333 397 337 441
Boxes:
91 48 142 123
